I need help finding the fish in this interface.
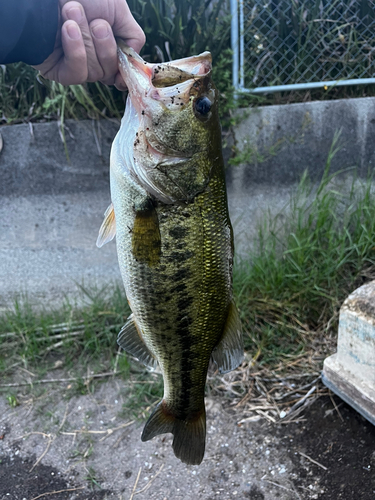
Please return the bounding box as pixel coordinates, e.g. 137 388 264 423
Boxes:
97 41 243 465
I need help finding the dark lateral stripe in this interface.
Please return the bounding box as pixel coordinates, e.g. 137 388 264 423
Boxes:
169 226 188 239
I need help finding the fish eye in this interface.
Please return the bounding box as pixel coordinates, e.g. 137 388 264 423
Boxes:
195 96 211 116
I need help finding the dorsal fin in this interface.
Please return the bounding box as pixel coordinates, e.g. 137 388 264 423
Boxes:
96 203 116 248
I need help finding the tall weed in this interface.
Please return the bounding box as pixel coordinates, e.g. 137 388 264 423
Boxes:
234 138 375 363
128 0 231 62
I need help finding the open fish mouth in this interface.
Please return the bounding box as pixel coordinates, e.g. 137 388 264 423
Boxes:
114 41 217 204
117 39 212 109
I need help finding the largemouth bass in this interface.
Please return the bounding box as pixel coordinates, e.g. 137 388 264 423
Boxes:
97 42 243 465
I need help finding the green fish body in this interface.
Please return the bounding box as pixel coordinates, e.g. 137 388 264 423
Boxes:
97 43 243 465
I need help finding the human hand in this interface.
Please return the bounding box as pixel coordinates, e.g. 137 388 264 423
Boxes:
34 0 145 89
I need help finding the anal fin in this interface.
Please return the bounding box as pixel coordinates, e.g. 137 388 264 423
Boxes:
96 203 116 248
211 300 244 374
117 314 157 369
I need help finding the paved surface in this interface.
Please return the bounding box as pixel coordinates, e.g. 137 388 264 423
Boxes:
0 191 119 311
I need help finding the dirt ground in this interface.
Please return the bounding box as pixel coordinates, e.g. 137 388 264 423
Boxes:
1 373 374 500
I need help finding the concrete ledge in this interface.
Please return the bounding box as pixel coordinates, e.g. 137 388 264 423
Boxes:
322 355 375 426
233 97 375 185
322 280 375 425
0 119 119 196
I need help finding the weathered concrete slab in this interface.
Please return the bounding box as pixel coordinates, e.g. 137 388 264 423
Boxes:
0 119 118 196
322 280 375 425
0 192 119 312
233 97 375 185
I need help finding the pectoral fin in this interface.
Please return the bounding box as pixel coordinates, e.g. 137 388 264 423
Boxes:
96 203 116 248
117 314 157 369
132 198 161 267
211 300 244 374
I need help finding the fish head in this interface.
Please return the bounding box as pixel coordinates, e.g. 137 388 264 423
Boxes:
115 41 222 204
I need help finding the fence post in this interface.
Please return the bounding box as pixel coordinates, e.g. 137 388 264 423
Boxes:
239 0 245 89
230 0 239 92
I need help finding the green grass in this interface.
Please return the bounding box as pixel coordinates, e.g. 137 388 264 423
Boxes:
234 137 375 364
0 63 123 124
0 285 130 377
119 372 164 419
2 144 375 382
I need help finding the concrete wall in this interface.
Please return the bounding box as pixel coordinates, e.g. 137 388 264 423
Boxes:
1 119 119 197
1 97 375 309
231 96 375 186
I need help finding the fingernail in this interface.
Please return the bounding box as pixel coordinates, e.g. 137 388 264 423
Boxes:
66 6 83 23
66 22 81 40
91 24 110 40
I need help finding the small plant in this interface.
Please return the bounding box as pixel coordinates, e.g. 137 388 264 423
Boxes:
120 373 164 418
70 441 94 460
6 393 19 407
85 466 102 489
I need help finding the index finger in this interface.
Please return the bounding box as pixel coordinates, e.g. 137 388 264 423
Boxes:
112 1 145 53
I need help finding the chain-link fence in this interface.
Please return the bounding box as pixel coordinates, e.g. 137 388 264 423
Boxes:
231 0 375 93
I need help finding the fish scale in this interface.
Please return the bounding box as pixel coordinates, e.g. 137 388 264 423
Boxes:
115 174 230 417
97 43 243 465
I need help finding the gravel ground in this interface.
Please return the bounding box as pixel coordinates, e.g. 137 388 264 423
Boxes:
1 375 374 500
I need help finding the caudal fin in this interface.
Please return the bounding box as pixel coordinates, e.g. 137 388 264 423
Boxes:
141 401 206 465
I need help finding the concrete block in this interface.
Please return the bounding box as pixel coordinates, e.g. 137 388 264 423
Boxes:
233 97 375 186
0 119 119 196
322 281 375 425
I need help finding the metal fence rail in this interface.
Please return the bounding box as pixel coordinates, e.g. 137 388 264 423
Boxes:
231 0 375 94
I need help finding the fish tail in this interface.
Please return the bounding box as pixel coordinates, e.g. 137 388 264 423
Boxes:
172 408 206 466
141 400 206 465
